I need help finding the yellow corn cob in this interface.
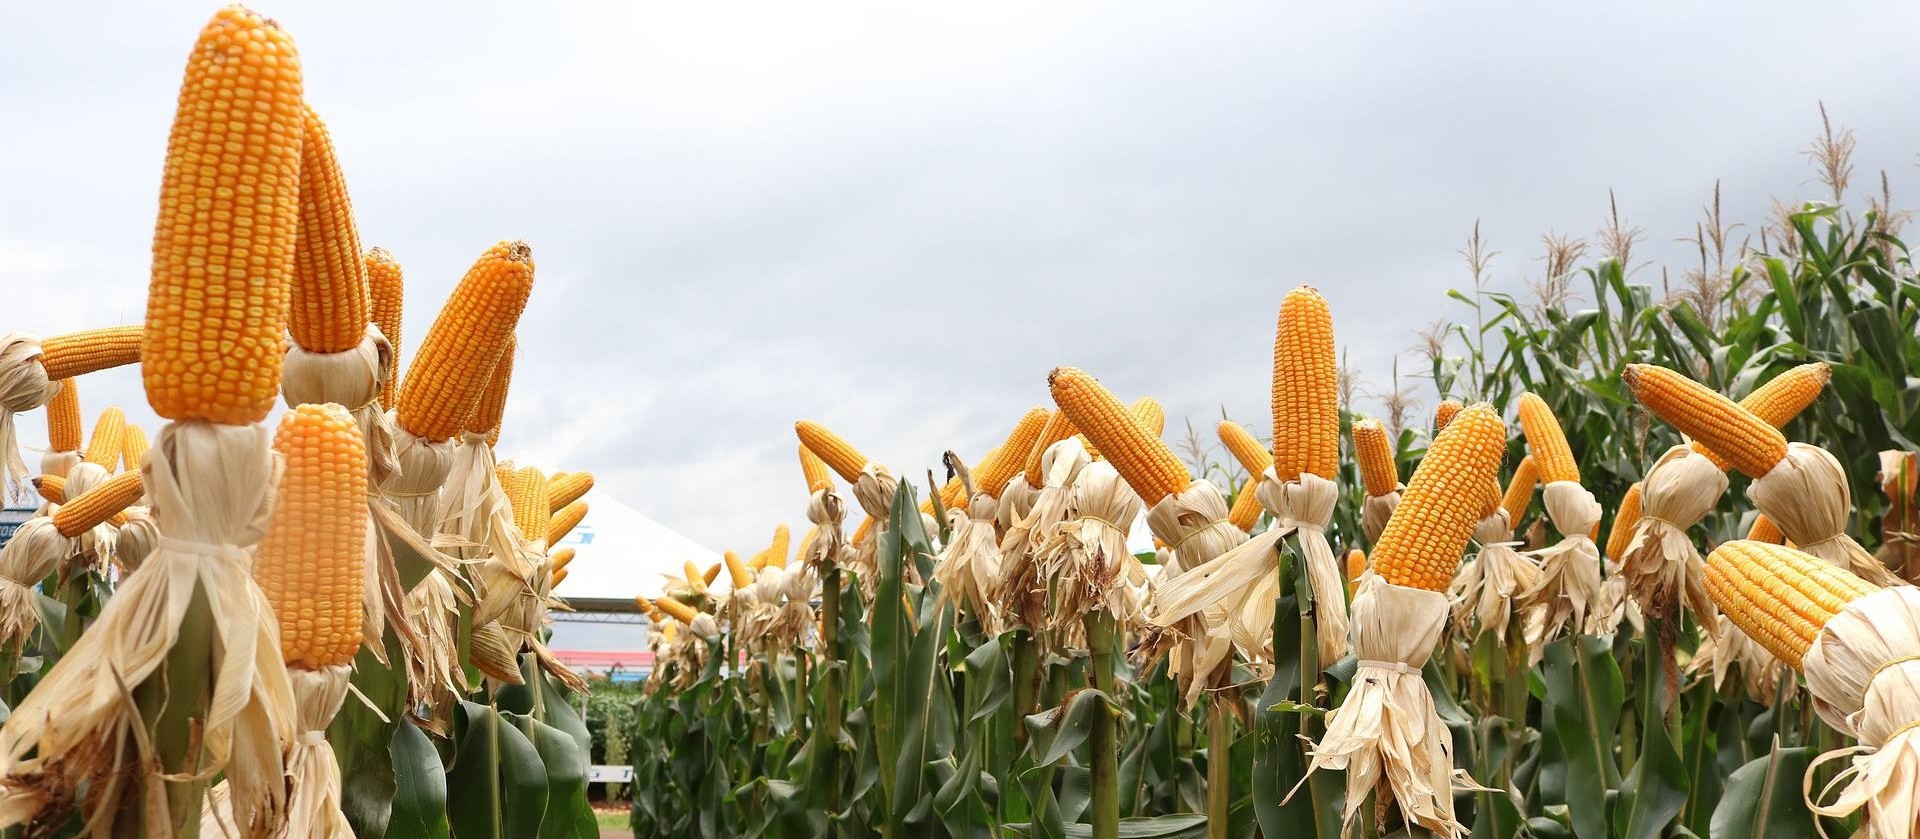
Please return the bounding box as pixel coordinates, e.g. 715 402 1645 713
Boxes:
1516 393 1579 484
1227 477 1263 533
1433 399 1463 434
1499 455 1539 528
252 403 367 670
40 327 143 381
1371 403 1507 591
466 335 515 446
395 240 535 441
1605 482 1644 560
1624 364 1788 479
1216 419 1274 479
121 424 150 473
83 408 126 469
976 408 1052 498
550 568 568 588
795 420 870 482
766 524 791 568
33 475 64 505
52 470 145 538
1704 539 1880 667
1270 286 1339 482
1049 367 1192 504
365 247 403 410
654 597 699 623
548 501 587 545
1130 397 1166 438
145 7 302 424
703 563 721 587
799 444 834 494
1691 362 1831 471
1746 514 1790 546
684 560 707 591
1352 418 1398 497
550 547 575 572
725 550 751 589
548 471 594 512
1346 548 1367 581
507 465 551 544
46 379 81 454
853 517 873 545
1025 410 1080 488
289 105 369 354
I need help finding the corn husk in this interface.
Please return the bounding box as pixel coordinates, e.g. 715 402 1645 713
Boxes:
733 562 818 655
844 465 901 601
1749 443 1904 588
1362 484 1402 544
1449 511 1538 643
284 666 354 837
997 438 1090 631
805 489 849 573
1518 481 1603 644
933 488 1004 633
115 508 159 574
1037 462 1145 634
1688 613 1785 705
0 516 107 655
1142 480 1246 708
1619 445 1723 622
1298 573 1486 837
0 334 62 492
386 422 456 536
0 421 295 835
998 476 1038 533
1586 560 1635 638
1800 586 1920 835
1875 451 1920 582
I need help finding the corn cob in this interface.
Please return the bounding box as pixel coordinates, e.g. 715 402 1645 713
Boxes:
253 404 367 670
702 562 721 587
33 475 64 505
1216 419 1274 479
289 105 369 354
52 470 144 538
1024 410 1080 488
365 247 403 410
684 560 707 590
795 420 871 482
507 465 551 544
1433 399 1463 434
1346 548 1367 582
1704 539 1879 667
655 597 699 623
1498 455 1539 528
548 500 586 545
1623 364 1787 479
1690 362 1830 471
395 240 535 441
1371 403 1507 591
82 407 126 469
549 471 594 511
1516 393 1580 483
1271 286 1339 482
121 423 149 473
1747 514 1786 545
1352 418 1398 497
550 547 575 572
145 7 303 424
976 407 1052 498
40 327 143 381
725 550 751 589
795 444 834 495
1130 397 1166 438
766 524 790 568
1227 477 1263 533
1605 482 1644 560
550 568 568 588
46 379 80 453
1049 367 1191 504
466 335 515 446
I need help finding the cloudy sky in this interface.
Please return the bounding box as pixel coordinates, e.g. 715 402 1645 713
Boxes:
4 1 1919 563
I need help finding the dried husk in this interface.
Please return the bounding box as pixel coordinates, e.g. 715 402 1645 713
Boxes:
1037 462 1145 633
1875 451 1920 582
1362 486 1402 544
933 491 1004 633
998 476 1037 533
283 666 354 837
805 489 849 572
114 508 159 574
1142 480 1245 708
1750 443 1905 587
469 620 526 685
844 465 900 601
0 421 295 835
386 423 456 536
0 517 93 655
282 326 397 486
1449 511 1538 643
1518 481 1603 644
997 438 1089 631
1299 573 1485 837
1619 445 1723 623
405 571 466 715
0 334 61 491
1800 586 1920 835
1687 613 1785 705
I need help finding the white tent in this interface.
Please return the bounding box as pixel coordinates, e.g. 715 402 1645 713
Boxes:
546 488 722 602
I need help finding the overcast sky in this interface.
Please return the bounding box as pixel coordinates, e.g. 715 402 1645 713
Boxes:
4 2 1919 563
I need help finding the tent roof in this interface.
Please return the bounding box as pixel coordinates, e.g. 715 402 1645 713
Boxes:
547 488 722 602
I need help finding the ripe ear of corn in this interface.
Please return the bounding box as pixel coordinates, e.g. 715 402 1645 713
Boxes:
1216 419 1274 479
548 471 594 511
1025 410 1079 488
46 380 80 453
39 327 143 381
1371 403 1507 591
289 105 369 354
83 407 126 469
33 474 64 505
548 500 586 545
1270 286 1339 482
1499 455 1539 528
702 562 721 587
799 444 834 493
1605 482 1644 559
465 335 515 445
1703 539 1878 667
508 465 551 544
1747 513 1786 544
121 424 150 473
144 6 304 424
1691 362 1831 470
725 550 751 589
1433 399 1463 434
550 547 575 572
1049 367 1191 504
1624 364 1787 478
655 597 698 623
1227 477 1263 532
972 407 1051 499
1517 393 1580 483
254 403 367 670
365 247 404 410
1352 418 1398 497
795 420 871 483
395 241 535 441
1130 397 1166 438
52 470 144 538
